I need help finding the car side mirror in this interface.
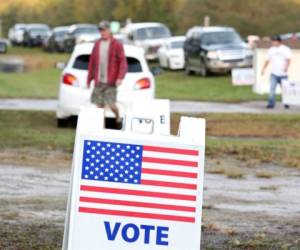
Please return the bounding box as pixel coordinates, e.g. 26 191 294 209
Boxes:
151 66 162 76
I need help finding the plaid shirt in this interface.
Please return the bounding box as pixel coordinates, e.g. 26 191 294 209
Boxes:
87 38 128 87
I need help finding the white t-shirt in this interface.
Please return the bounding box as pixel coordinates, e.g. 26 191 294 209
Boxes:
267 44 292 76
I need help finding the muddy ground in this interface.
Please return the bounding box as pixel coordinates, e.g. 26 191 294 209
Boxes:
0 149 299 250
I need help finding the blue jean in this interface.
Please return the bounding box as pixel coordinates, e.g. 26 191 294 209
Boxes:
268 74 287 107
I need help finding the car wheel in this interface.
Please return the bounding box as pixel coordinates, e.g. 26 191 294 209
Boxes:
57 118 69 128
199 62 208 77
167 59 171 70
185 64 193 75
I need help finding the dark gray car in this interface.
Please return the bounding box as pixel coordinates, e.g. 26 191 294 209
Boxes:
63 24 98 53
184 26 253 76
44 26 69 52
23 24 50 47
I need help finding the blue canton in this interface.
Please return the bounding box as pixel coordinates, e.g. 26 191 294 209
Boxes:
82 140 143 184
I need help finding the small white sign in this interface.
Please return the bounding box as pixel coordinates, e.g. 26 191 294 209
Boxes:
282 80 300 106
232 68 255 86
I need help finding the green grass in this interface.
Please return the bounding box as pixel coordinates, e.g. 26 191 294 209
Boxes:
0 68 61 98
0 110 75 151
0 110 299 168
0 47 68 98
0 47 269 101
156 71 267 102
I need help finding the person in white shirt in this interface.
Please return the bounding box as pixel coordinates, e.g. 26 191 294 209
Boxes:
261 35 292 109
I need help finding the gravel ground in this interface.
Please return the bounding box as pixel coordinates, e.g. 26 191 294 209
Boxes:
0 152 299 249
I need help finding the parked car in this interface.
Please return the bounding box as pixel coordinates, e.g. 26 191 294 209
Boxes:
56 43 155 127
121 22 171 60
44 26 69 52
8 23 27 45
184 26 253 76
280 32 300 41
63 24 99 53
23 24 50 47
157 36 185 70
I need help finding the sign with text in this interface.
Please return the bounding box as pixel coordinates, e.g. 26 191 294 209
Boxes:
282 80 300 106
63 109 205 250
232 68 255 86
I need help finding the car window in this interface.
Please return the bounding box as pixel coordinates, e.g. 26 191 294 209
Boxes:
201 31 243 45
73 55 142 72
135 26 171 40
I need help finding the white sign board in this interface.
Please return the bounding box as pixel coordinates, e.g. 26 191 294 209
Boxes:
282 80 300 106
231 68 254 86
63 108 205 250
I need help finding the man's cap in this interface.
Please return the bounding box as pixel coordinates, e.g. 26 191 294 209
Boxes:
271 35 282 42
98 21 110 31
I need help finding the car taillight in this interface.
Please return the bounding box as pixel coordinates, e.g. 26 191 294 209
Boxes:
134 78 151 90
62 73 79 86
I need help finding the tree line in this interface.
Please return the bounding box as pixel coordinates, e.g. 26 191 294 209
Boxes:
1 0 300 37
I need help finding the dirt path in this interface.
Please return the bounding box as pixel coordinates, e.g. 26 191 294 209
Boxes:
0 151 299 249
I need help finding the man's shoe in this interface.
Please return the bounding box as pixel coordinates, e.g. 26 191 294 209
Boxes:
284 104 290 109
266 104 274 109
115 119 123 130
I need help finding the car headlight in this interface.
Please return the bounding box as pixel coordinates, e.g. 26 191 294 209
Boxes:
207 51 219 59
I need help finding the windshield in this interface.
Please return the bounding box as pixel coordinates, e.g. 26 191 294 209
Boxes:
55 30 68 38
74 27 98 35
135 26 171 40
29 28 49 36
201 31 243 45
171 41 184 49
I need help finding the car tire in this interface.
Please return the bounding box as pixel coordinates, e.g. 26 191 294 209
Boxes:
199 61 208 77
57 118 69 128
167 59 171 70
185 65 193 75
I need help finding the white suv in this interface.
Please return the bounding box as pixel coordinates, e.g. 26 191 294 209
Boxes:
57 42 155 127
121 22 171 60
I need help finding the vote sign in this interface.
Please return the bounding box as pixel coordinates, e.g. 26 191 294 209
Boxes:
282 80 300 106
66 130 204 250
231 68 255 86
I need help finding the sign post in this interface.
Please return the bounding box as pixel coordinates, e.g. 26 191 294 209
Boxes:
63 107 205 250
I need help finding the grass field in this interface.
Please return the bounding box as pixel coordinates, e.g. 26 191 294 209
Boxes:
155 71 266 102
0 47 269 102
1 110 299 168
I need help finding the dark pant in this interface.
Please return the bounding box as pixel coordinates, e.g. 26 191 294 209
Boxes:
268 74 288 107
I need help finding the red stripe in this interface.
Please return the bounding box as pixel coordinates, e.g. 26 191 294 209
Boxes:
80 196 195 212
79 207 195 223
141 179 197 189
142 168 197 179
80 185 196 201
143 157 198 167
143 145 199 156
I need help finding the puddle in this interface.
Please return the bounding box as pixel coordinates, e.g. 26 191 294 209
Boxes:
0 165 69 198
204 174 300 217
0 164 299 225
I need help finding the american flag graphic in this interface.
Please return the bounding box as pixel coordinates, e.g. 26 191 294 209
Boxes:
78 140 200 223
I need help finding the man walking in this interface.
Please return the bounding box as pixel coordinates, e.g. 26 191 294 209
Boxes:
261 35 291 109
87 20 127 126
